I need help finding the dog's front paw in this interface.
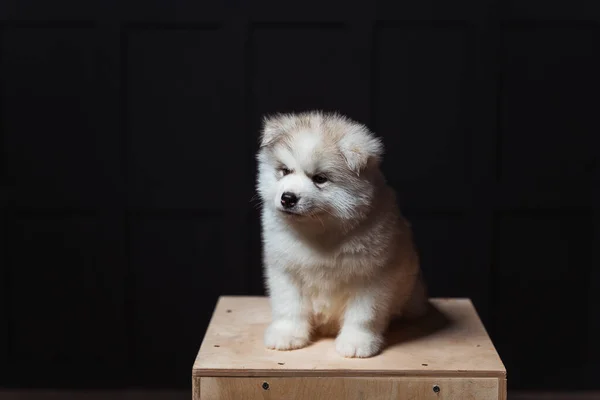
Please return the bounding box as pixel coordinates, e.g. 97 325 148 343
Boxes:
264 319 311 351
335 328 383 358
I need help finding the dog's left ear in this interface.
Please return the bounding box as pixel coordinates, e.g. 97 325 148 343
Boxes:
339 125 384 174
259 114 287 148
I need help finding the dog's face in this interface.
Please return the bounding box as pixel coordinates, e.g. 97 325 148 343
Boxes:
256 112 384 222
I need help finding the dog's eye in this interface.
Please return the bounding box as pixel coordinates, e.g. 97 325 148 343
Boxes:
312 175 328 185
280 167 291 176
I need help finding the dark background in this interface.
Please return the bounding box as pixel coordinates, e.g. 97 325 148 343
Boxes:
0 0 599 393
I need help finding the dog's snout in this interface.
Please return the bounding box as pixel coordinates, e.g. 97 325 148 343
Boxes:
281 192 299 208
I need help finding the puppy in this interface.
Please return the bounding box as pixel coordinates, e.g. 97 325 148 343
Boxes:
255 111 427 358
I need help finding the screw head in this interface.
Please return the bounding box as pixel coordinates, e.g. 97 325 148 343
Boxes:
262 382 270 390
433 385 440 393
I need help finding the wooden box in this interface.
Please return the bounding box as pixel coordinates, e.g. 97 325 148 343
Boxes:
192 296 506 400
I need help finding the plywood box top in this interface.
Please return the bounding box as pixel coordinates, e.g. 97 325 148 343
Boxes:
193 296 506 379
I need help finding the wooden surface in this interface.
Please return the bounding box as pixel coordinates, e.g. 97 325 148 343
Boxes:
500 378 508 400
198 377 500 400
193 296 506 378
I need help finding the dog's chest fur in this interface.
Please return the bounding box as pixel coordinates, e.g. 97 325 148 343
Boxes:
265 218 385 282
262 210 390 326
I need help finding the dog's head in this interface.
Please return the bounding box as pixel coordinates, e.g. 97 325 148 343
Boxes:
256 111 384 222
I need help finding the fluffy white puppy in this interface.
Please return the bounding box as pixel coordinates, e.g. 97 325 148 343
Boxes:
255 111 427 358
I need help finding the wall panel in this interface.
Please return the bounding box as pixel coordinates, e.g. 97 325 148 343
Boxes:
249 24 370 123
374 24 474 210
6 213 127 387
130 215 225 386
499 26 598 207
1 26 122 209
126 27 229 210
492 212 593 389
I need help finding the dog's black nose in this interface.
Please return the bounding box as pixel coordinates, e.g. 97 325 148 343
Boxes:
281 192 298 208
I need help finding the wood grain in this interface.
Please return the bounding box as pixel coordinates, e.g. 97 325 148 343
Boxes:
499 377 507 400
193 296 506 378
197 377 500 400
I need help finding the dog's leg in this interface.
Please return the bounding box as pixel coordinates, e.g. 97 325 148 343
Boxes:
335 280 393 358
264 266 311 351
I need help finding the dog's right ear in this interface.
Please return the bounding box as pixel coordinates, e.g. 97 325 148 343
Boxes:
338 125 384 175
259 114 286 148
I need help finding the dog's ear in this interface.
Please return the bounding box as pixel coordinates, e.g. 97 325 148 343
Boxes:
259 114 287 148
338 125 384 174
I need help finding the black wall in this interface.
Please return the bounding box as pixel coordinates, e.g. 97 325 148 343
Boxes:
1 0 599 392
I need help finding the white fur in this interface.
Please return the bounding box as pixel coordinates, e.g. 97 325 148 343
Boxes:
256 111 427 358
